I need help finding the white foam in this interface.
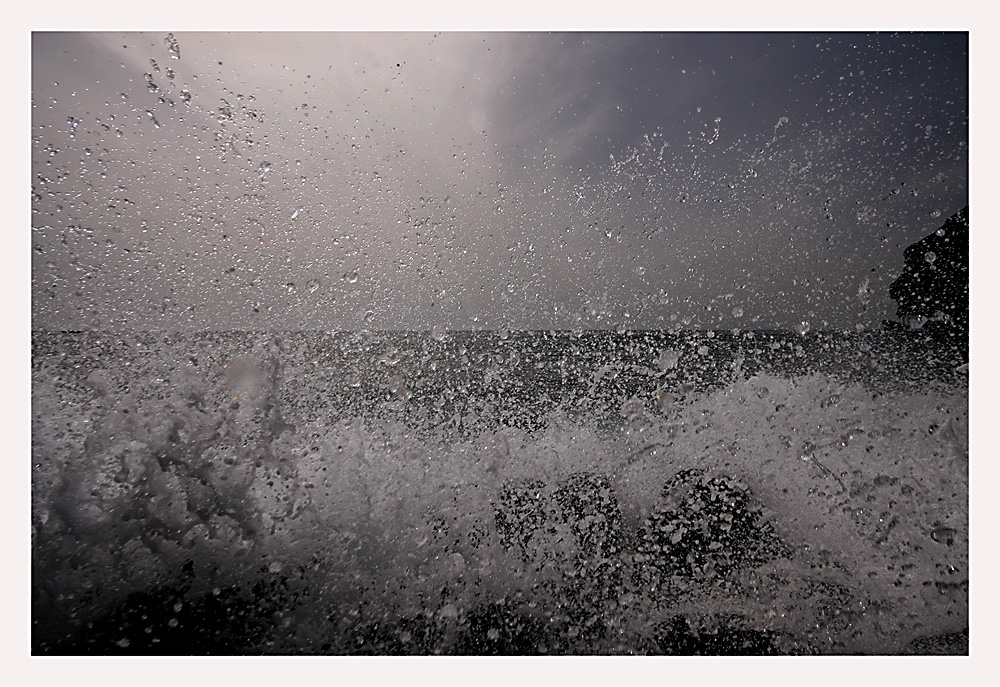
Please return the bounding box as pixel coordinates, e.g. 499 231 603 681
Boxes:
31 334 967 653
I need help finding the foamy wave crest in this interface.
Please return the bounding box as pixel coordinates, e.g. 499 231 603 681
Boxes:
32 332 967 654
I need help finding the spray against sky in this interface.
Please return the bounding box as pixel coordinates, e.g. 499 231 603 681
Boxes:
31 31 967 331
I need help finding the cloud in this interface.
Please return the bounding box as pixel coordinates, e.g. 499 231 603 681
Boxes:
32 31 967 331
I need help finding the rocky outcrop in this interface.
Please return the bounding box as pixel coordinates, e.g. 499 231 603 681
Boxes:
633 469 788 589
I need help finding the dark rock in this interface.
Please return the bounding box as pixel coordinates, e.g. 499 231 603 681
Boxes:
494 473 626 565
492 473 627 647
904 628 968 655
47 584 272 655
634 470 788 587
888 207 968 339
652 615 786 655
550 472 626 640
36 562 298 655
493 478 548 560
453 602 552 655
349 614 444 655
551 472 624 560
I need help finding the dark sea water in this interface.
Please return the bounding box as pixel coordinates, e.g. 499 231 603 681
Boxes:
31 328 968 655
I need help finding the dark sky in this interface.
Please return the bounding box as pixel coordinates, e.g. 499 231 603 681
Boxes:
31 31 968 331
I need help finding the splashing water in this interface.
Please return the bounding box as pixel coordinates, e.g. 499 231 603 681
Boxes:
32 329 966 655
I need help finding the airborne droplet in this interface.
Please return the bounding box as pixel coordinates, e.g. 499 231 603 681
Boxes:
164 33 180 59
657 349 680 370
388 375 411 400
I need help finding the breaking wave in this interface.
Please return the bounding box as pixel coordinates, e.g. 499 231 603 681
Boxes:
31 330 967 655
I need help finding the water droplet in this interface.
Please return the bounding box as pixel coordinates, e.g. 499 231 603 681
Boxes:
657 349 680 370
931 526 956 546
924 251 936 264
796 321 811 336
732 307 744 318
431 325 447 341
620 397 644 418
306 279 320 293
858 278 873 304
799 441 816 461
164 33 180 59
388 376 410 400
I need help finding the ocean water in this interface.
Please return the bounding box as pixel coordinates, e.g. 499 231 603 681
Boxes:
31 328 968 655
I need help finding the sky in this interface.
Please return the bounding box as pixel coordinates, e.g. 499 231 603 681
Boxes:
30 30 968 331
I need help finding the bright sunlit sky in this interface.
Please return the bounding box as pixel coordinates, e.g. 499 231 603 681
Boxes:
29 17 969 333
